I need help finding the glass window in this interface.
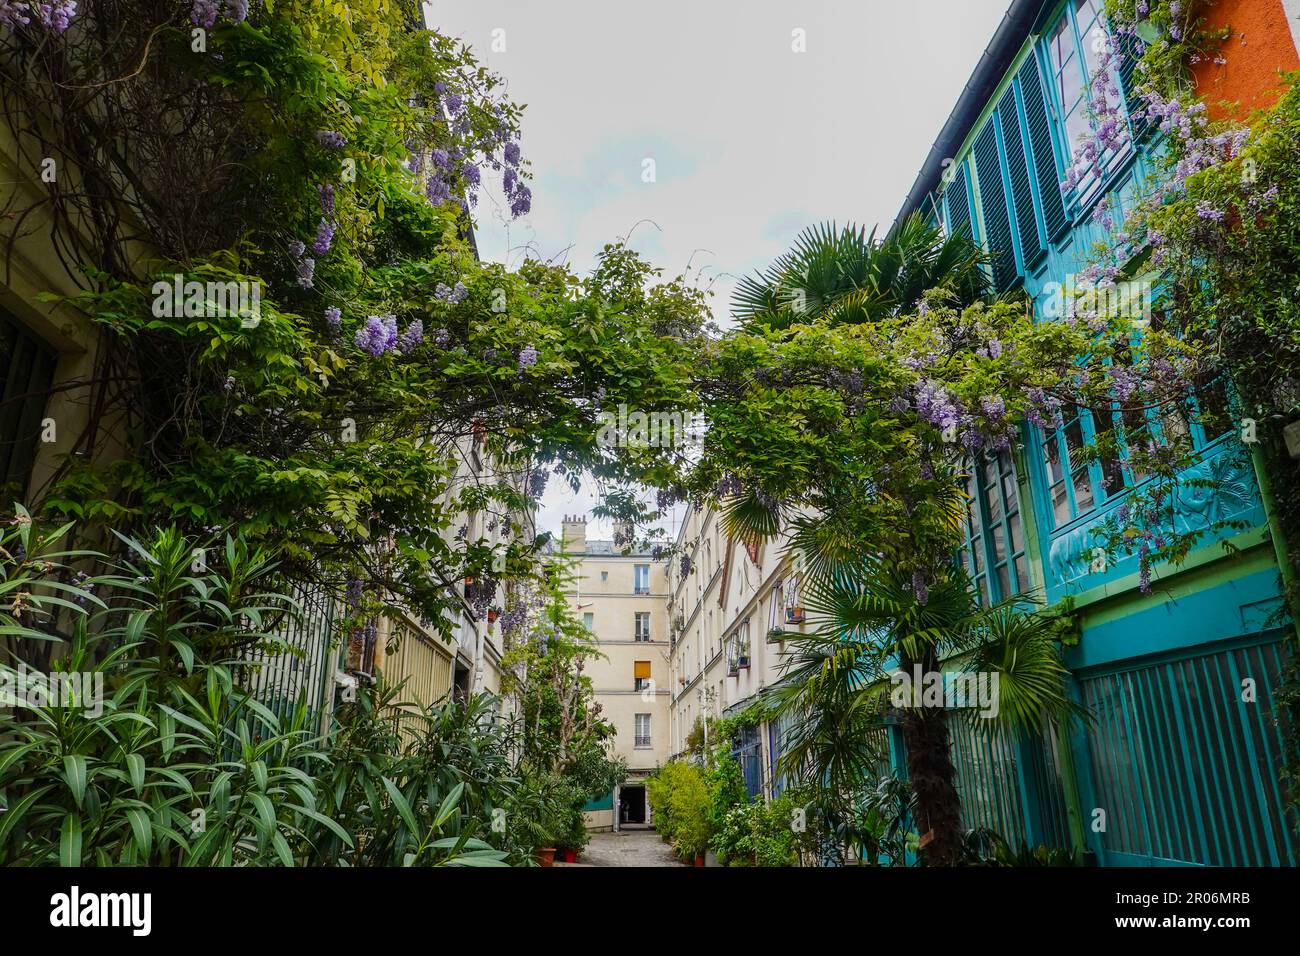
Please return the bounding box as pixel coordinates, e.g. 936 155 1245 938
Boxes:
959 450 1029 606
1043 0 1130 202
635 713 651 748
635 611 651 642
583 612 594 632
634 564 650 593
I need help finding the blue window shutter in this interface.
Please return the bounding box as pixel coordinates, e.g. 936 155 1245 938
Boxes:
945 162 973 241
1017 55 1068 240
973 122 1017 292
1115 31 1151 141
998 86 1044 267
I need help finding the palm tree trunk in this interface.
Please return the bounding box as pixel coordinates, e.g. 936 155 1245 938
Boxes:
899 653 963 865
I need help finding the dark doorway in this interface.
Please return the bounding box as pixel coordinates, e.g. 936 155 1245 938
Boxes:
619 785 646 825
452 664 471 703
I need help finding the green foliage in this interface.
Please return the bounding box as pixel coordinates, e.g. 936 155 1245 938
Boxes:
645 761 711 858
0 519 559 867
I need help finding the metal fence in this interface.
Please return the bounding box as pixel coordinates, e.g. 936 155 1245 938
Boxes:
236 584 340 734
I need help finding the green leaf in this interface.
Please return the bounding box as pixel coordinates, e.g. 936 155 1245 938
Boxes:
62 755 88 809
381 776 420 846
59 814 83 867
126 808 152 857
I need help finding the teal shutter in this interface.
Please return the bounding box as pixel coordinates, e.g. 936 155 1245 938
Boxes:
1017 55 1068 240
945 162 973 241
973 121 1017 292
999 86 1045 267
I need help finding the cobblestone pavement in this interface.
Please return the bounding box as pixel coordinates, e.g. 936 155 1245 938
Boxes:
578 829 687 867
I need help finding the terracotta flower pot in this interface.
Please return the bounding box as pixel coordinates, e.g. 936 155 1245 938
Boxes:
694 854 705 867
536 847 556 867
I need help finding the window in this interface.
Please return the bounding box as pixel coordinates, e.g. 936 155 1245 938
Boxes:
634 611 651 642
601 570 608 582
634 713 651 749
960 450 1030 606
634 660 651 691
1039 378 1232 530
583 612 594 632
634 564 650 594
1044 0 1128 203
0 311 57 500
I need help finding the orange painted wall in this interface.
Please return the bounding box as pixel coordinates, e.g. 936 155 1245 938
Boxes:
1192 0 1300 121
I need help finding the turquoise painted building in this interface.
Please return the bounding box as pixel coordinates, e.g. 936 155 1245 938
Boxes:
886 0 1298 866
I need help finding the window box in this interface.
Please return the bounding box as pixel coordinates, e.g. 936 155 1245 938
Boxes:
737 655 750 669
785 606 805 625
766 627 785 644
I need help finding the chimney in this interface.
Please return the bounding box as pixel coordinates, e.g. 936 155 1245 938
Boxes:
561 515 587 553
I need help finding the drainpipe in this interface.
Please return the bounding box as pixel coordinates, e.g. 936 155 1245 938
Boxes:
1248 442 1300 641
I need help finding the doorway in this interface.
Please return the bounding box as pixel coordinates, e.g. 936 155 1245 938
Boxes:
619 784 647 826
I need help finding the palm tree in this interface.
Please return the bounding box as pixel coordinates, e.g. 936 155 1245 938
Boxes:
772 560 1077 866
730 212 989 331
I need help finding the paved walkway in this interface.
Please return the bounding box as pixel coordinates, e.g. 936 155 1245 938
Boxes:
578 829 688 867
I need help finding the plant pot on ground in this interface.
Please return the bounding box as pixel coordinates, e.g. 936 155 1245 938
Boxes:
536 847 556 867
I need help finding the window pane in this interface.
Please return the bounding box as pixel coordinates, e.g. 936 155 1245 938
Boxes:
1052 482 1072 525
1043 432 1065 483
997 564 1012 599
1015 555 1030 590
1089 405 1127 494
1072 467 1095 513
1009 511 1025 554
991 523 1008 563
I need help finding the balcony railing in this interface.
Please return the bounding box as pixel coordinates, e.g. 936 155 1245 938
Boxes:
635 735 652 748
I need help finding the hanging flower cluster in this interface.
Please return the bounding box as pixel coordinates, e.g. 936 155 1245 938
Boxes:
2 0 76 31
190 0 247 30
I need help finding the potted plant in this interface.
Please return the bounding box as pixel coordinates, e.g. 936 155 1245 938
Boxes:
766 626 784 644
785 606 805 624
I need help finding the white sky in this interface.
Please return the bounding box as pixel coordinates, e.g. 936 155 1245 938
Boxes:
425 0 1012 543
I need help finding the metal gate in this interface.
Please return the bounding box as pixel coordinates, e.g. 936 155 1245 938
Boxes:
1078 634 1297 866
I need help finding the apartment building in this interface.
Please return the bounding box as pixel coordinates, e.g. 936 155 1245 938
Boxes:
883 0 1299 866
560 516 670 829
666 504 808 798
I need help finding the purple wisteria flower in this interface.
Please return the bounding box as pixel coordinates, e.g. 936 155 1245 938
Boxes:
980 395 1006 420
444 93 464 114
296 257 315 289
398 320 424 353
426 175 450 206
318 183 335 216
503 167 518 193
504 141 522 166
509 184 532 218
34 0 74 30
1 1 31 28
313 218 335 255
462 163 481 187
190 0 218 27
316 130 346 149
355 314 398 356
517 344 538 371
433 328 450 348
288 239 306 259
226 0 248 22
1195 201 1225 222
324 306 342 330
